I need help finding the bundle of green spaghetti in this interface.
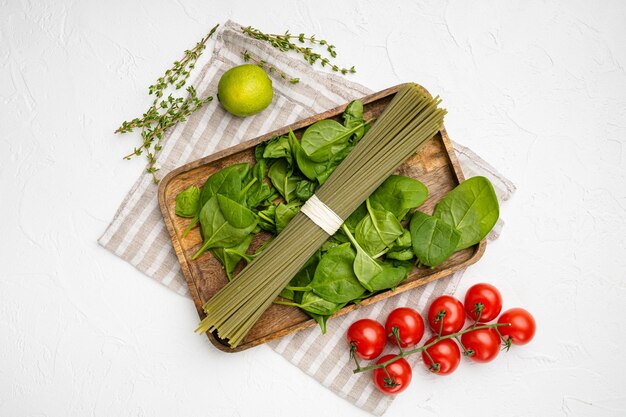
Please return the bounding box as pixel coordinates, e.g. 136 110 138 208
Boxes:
197 84 446 347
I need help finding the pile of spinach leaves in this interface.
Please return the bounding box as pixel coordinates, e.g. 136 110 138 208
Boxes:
175 99 500 333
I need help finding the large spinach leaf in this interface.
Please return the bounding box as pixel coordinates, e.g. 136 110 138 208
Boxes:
298 291 345 316
308 243 366 303
341 224 383 289
410 211 460 267
200 162 250 204
433 176 499 250
218 194 259 228
268 159 300 203
300 119 349 162
191 195 258 260
355 206 403 256
364 261 412 292
300 119 366 162
182 163 251 237
289 129 322 181
369 175 429 219
289 129 347 185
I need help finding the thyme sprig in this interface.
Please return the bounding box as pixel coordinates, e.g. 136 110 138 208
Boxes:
116 24 219 183
241 50 300 84
117 23 356 184
241 26 356 75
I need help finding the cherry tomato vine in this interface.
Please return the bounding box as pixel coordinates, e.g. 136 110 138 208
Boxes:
346 283 536 395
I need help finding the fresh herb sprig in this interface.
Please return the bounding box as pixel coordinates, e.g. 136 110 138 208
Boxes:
116 24 219 183
241 26 356 75
241 50 300 84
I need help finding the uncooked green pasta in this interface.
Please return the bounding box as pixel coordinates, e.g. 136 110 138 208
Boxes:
196 84 446 347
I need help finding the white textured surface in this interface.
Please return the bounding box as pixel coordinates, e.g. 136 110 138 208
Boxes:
1 0 626 416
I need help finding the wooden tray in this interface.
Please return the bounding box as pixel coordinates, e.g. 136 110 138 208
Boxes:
158 83 485 352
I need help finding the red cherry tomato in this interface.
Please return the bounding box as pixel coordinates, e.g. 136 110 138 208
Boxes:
498 308 536 345
421 337 461 375
385 307 425 348
427 295 465 335
347 319 386 360
461 328 501 362
464 283 503 323
373 354 412 395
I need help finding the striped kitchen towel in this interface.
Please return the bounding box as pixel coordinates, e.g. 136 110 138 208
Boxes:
99 20 515 415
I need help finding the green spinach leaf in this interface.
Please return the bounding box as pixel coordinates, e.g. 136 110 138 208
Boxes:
275 291 345 316
320 239 341 252
218 194 258 229
181 163 251 237
289 130 337 184
316 144 353 184
365 261 412 292
385 248 414 261
263 134 293 165
268 159 300 203
341 224 383 289
300 119 366 162
308 243 366 303
200 162 250 204
300 119 349 162
298 291 345 316
342 100 366 140
355 204 403 256
386 228 414 260
247 159 277 208
343 203 367 233
295 179 316 200
211 234 253 281
395 228 412 249
254 142 267 161
410 211 460 267
257 204 276 233
275 202 302 234
433 176 499 250
369 175 429 219
307 312 331 334
191 195 258 260
175 186 200 218
289 129 322 181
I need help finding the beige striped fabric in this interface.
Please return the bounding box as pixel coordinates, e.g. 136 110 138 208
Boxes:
99 20 515 415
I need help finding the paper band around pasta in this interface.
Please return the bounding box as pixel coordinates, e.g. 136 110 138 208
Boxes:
300 194 344 235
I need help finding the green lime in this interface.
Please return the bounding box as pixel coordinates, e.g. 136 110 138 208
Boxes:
217 64 274 117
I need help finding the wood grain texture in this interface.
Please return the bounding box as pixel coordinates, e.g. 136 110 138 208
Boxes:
158 84 486 352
